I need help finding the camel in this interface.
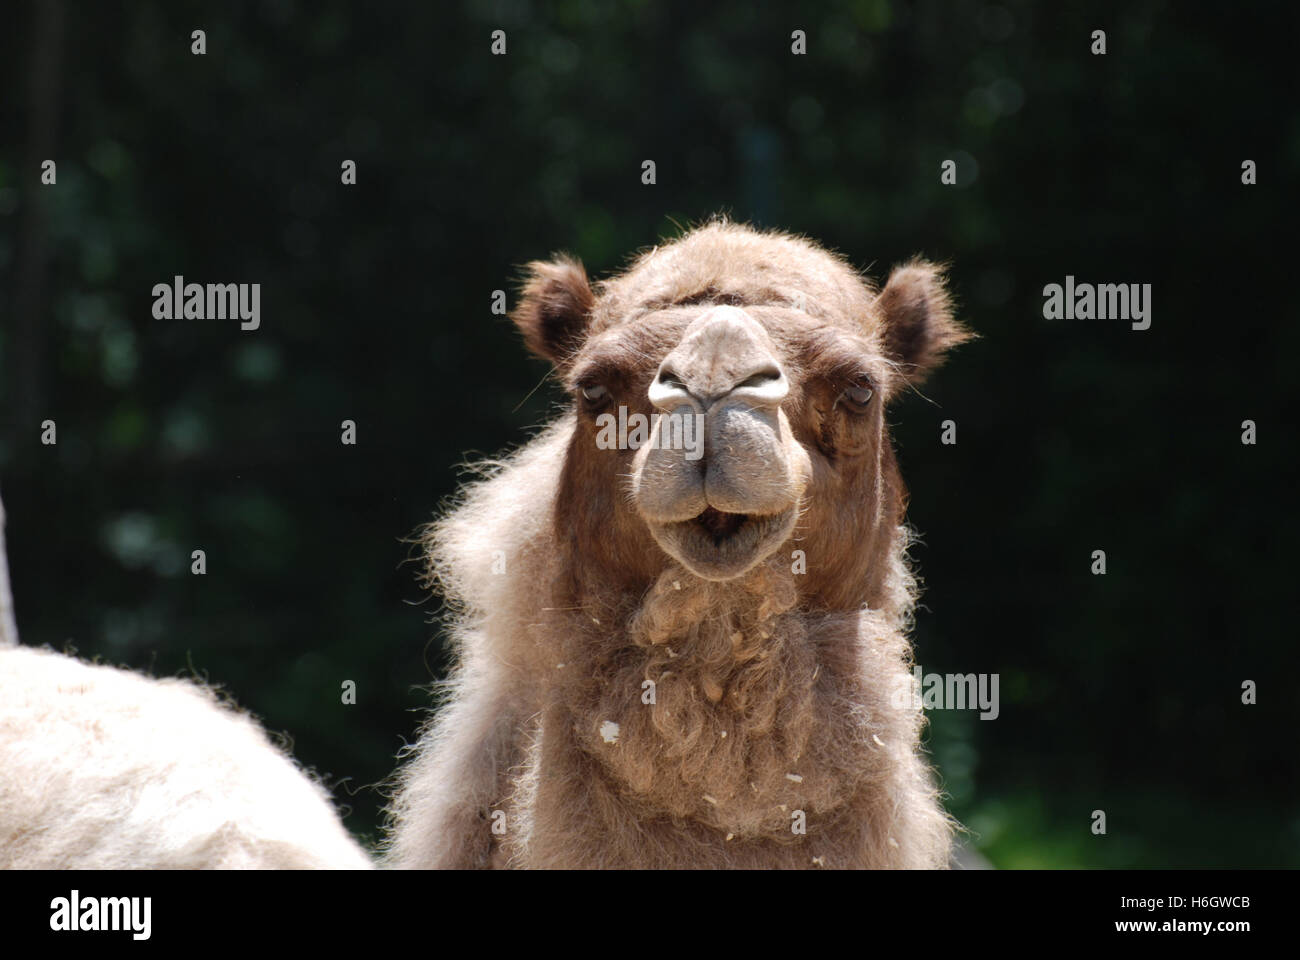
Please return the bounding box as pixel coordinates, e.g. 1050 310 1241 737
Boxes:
0 645 372 869
0 495 370 871
386 220 971 868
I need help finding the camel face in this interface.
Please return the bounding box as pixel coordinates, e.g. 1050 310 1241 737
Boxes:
585 292 898 586
631 304 808 580
508 221 970 600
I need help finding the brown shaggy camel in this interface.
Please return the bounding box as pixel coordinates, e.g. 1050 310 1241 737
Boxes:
386 221 971 869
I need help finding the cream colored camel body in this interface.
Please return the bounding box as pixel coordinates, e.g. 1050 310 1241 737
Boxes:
0 645 371 869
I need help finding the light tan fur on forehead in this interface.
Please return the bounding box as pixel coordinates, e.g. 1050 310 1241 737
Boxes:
515 218 968 393
590 220 882 335
575 221 917 397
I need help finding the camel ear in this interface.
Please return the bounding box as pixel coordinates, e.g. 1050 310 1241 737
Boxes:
512 257 595 368
875 261 971 385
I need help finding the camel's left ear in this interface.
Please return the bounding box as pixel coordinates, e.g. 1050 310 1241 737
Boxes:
511 256 596 370
875 261 972 385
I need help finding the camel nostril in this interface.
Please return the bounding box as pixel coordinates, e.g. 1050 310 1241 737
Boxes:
735 367 783 390
729 364 788 406
648 365 697 412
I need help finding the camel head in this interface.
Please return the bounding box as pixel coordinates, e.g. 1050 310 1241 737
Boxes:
511 221 970 606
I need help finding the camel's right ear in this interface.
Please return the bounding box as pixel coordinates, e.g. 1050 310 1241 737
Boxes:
511 257 595 369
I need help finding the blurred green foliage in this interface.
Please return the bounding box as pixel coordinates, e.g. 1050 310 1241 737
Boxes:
1 0 1296 864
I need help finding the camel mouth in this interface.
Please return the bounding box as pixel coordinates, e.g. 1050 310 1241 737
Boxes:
649 504 798 582
692 506 749 542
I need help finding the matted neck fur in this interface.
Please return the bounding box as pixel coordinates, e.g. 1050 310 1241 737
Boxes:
385 221 971 869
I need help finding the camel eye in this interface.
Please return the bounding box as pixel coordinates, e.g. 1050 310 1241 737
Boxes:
579 383 609 407
838 381 874 413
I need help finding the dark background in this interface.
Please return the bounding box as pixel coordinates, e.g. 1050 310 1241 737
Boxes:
1 1 1295 866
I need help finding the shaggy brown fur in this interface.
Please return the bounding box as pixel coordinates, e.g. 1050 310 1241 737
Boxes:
386 221 971 869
